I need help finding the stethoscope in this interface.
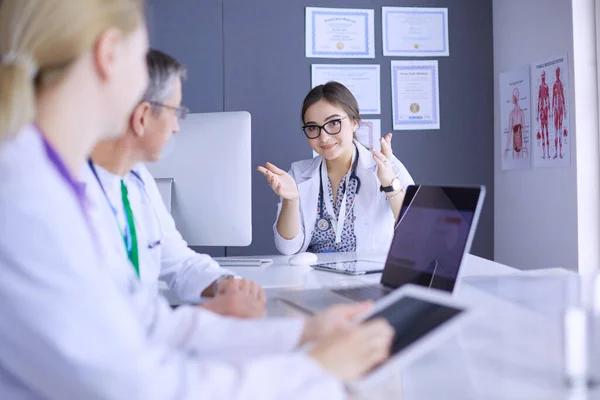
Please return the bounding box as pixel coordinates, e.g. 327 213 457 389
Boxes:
88 160 163 249
316 144 362 237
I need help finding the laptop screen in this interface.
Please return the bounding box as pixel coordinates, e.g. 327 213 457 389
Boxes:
380 186 482 292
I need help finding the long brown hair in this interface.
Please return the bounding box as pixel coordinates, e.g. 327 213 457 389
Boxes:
301 81 361 126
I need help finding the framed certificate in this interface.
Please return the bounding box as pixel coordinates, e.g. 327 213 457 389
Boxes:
391 60 440 130
312 64 381 114
306 7 375 59
382 7 449 57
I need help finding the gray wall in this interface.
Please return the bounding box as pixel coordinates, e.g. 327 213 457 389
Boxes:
148 0 225 256
493 0 585 272
148 0 495 259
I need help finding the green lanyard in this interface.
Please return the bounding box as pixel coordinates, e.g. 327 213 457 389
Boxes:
121 180 140 278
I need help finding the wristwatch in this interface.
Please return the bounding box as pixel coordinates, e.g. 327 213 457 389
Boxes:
380 177 401 193
212 274 236 296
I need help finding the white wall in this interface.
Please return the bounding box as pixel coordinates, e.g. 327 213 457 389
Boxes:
574 0 600 277
493 0 600 274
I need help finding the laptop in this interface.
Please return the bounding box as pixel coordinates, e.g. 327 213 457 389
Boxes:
277 185 486 314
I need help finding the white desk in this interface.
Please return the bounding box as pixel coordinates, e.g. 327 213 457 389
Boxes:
223 253 600 400
225 253 520 290
161 253 599 399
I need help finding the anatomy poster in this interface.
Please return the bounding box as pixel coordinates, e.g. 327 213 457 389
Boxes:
531 53 571 167
499 66 531 170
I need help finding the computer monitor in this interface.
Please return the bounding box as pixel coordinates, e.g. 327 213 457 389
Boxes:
145 111 252 246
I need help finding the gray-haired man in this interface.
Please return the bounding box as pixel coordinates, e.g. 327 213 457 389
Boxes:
85 49 266 318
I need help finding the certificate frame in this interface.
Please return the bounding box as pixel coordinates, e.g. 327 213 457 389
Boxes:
382 7 449 57
306 7 375 59
312 64 381 115
391 60 440 130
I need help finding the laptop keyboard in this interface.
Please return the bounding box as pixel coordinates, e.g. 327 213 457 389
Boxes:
332 285 392 302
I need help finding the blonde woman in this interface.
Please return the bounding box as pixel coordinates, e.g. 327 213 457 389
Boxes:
0 1 393 399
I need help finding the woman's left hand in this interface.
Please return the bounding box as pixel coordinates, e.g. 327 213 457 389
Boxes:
372 133 397 187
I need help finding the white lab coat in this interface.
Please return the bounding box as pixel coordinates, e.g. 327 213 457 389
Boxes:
0 126 345 399
82 162 230 303
274 141 414 255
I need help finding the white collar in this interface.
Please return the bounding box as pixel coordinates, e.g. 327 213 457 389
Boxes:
300 139 376 179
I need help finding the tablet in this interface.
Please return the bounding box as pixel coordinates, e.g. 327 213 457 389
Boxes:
353 284 475 383
309 260 385 275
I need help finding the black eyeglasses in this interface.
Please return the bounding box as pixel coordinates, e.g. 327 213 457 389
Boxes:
149 102 190 120
301 116 348 139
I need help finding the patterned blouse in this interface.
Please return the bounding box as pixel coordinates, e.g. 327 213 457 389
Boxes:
307 171 358 253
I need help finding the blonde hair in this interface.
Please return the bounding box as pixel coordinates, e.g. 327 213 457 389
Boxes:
0 0 144 142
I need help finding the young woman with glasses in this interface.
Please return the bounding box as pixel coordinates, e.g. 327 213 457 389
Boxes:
259 81 414 255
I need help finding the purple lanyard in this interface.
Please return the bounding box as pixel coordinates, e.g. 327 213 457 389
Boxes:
37 127 100 251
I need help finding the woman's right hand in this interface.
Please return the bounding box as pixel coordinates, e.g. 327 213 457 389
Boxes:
257 162 299 201
308 319 395 382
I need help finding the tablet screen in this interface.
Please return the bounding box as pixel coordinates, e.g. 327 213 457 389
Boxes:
311 260 384 274
366 296 464 356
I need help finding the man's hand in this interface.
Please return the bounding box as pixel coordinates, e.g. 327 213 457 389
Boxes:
199 278 266 319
